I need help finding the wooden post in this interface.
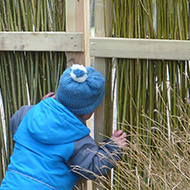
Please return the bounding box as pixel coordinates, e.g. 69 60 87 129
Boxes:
65 0 90 65
65 1 91 190
93 0 111 190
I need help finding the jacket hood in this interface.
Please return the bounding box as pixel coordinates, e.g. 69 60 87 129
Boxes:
27 98 90 145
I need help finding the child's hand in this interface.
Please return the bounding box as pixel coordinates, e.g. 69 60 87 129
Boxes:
110 130 127 150
42 92 55 100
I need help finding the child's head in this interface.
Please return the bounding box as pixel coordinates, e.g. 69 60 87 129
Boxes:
55 64 105 117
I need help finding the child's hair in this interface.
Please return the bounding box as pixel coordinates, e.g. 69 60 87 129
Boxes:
55 64 105 115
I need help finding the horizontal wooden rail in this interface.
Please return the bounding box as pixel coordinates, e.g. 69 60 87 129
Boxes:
0 32 83 52
90 37 190 60
1 32 190 60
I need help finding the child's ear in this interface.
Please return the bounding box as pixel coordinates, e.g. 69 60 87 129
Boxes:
67 58 75 67
80 112 94 121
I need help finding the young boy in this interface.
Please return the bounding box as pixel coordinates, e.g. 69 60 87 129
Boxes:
0 64 126 190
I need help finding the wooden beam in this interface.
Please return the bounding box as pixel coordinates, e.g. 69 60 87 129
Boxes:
66 0 90 65
0 32 83 52
93 0 111 190
2 32 190 61
65 1 90 190
90 37 190 60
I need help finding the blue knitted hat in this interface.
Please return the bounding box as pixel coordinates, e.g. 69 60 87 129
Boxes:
55 64 105 115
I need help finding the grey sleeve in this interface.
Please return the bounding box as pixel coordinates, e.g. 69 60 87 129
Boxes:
9 105 34 136
66 135 122 180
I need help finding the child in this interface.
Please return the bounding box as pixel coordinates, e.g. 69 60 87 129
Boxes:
0 64 126 190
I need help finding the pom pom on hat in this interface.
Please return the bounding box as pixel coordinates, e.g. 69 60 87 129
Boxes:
70 64 88 83
55 64 105 115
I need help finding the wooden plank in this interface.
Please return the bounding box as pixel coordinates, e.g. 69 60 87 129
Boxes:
66 0 90 65
93 0 111 151
93 0 111 190
65 1 90 190
0 32 83 52
90 37 190 60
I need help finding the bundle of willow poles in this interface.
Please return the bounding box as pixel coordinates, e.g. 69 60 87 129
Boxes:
0 0 66 182
103 0 190 189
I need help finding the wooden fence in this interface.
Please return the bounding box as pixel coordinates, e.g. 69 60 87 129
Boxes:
1 0 190 189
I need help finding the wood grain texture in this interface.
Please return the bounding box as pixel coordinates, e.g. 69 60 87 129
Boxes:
0 32 83 51
90 37 190 60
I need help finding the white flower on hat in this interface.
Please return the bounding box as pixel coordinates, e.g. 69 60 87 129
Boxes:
70 64 88 83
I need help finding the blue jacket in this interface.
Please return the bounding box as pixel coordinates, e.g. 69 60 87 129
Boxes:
0 98 122 190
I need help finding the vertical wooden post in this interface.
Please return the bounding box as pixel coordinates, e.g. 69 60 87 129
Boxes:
66 0 90 65
93 0 111 190
65 1 90 190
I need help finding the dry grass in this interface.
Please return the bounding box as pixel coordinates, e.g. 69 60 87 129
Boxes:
105 105 190 190
80 93 190 190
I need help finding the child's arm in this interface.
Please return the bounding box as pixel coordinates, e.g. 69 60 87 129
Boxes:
9 105 34 136
66 134 125 180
